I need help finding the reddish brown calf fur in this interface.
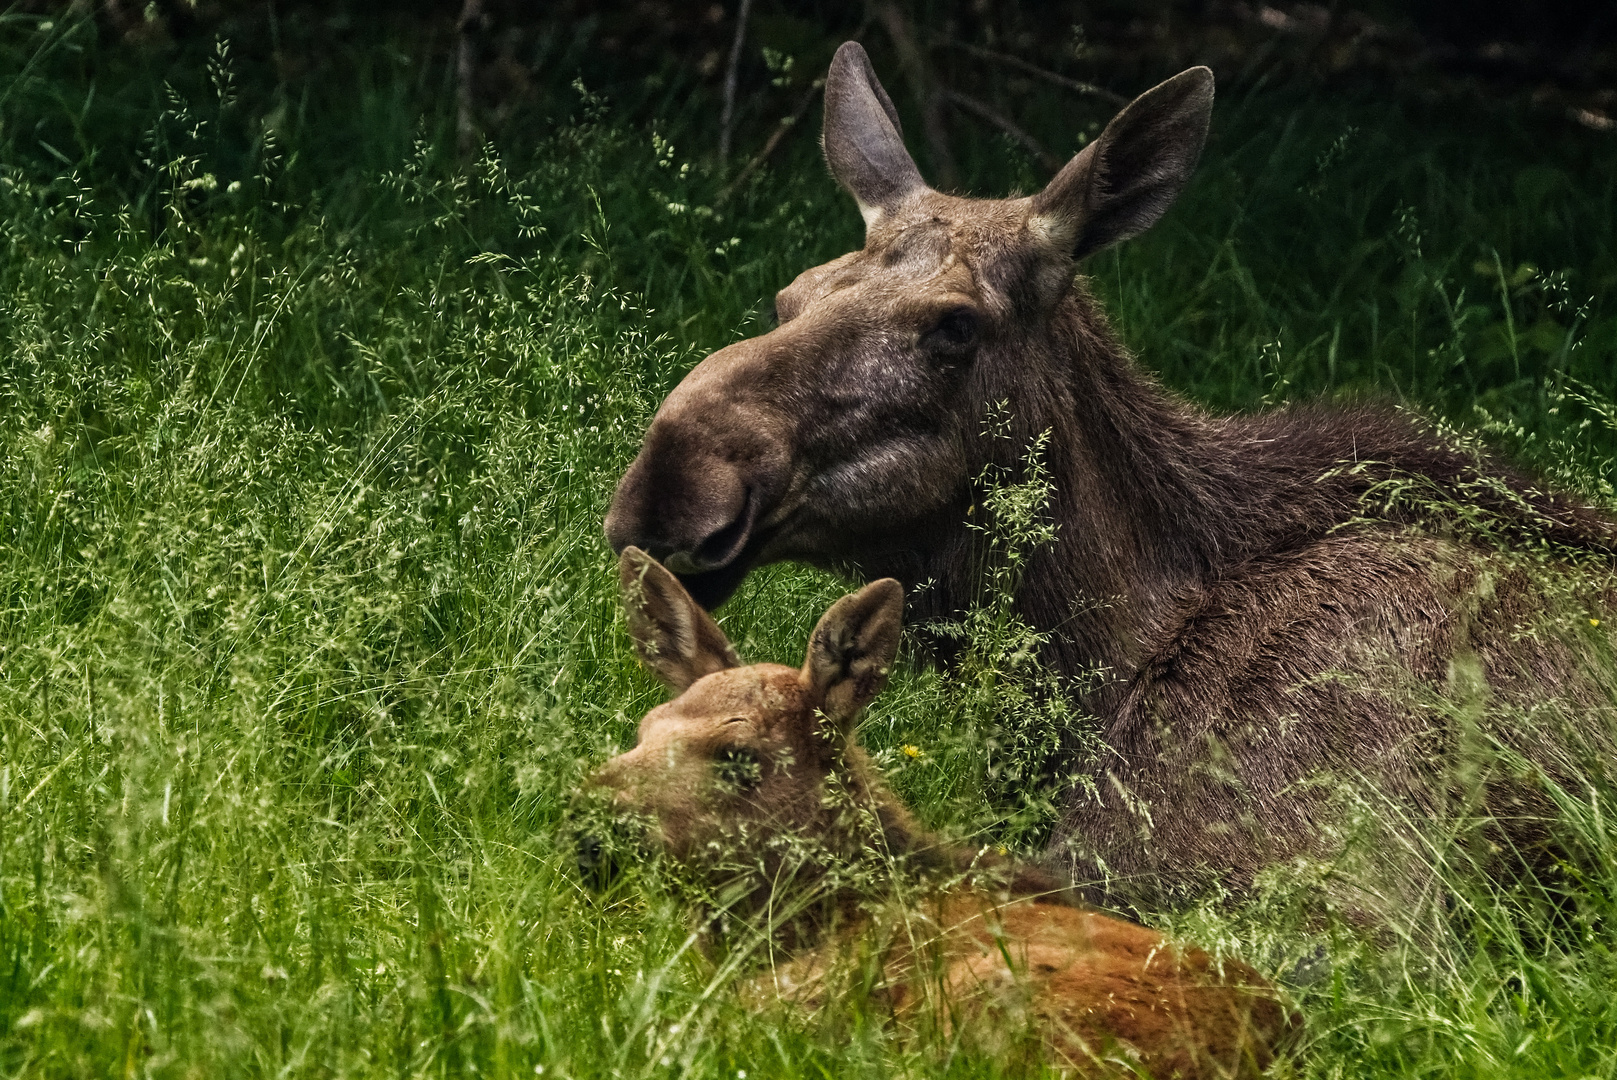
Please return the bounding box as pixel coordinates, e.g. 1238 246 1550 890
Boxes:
605 42 1617 907
757 891 1291 1077
582 548 1294 1077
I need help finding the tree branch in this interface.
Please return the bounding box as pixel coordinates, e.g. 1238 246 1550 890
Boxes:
941 89 1064 172
718 0 754 167
876 3 959 190
455 0 485 161
937 38 1128 108
717 78 825 204
715 15 872 205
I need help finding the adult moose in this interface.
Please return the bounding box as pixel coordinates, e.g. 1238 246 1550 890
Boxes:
606 42 1617 906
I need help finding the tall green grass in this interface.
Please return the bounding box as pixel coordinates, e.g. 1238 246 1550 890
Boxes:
3 10 1617 1078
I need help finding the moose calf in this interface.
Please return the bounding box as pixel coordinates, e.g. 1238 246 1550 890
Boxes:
577 547 1295 1078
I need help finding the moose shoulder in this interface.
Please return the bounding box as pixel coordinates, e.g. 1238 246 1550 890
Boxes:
605 42 1617 905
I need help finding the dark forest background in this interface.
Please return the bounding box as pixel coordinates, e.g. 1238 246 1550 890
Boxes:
8 0 1615 423
7 1 1616 195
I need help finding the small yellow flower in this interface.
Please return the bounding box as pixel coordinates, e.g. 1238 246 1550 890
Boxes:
902 744 921 759
1591 618 1602 628
995 844 1008 856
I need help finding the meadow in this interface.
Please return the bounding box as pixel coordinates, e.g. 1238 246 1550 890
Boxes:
3 11 1617 1077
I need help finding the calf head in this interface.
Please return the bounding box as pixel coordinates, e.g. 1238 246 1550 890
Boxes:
578 547 904 910
605 41 1213 608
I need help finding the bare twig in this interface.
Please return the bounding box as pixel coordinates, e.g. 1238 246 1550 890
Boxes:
717 77 825 204
939 38 1128 107
876 3 959 190
942 89 1064 171
456 0 485 161
718 0 755 166
715 14 873 205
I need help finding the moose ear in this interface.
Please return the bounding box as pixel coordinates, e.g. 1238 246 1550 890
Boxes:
620 546 741 692
802 578 903 731
822 41 926 228
1029 67 1213 262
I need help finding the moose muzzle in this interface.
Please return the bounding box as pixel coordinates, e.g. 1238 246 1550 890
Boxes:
604 341 793 608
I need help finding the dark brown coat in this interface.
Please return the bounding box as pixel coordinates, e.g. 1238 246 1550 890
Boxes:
604 42 1617 905
581 549 1295 1077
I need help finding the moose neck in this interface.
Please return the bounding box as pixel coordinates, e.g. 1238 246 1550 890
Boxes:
906 282 1427 708
821 747 934 873
711 751 935 950
759 750 1071 943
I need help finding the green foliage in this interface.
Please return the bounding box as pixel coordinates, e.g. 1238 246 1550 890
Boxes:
3 10 1617 1079
902 412 1104 849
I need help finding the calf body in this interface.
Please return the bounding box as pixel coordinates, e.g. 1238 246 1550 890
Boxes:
605 43 1617 904
763 892 1286 1078
579 549 1294 1077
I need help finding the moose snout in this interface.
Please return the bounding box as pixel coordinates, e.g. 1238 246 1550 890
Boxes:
605 333 799 606
665 483 756 574
573 829 621 891
606 412 791 608
606 448 755 563
568 795 651 893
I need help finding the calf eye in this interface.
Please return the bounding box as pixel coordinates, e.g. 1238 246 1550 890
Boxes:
920 306 981 360
714 746 763 792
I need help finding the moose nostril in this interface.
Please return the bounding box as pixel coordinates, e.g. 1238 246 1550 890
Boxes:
606 445 762 573
668 487 757 574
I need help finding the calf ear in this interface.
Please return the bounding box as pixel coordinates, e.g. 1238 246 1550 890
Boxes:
620 546 741 692
802 579 904 732
1029 66 1213 262
823 41 926 228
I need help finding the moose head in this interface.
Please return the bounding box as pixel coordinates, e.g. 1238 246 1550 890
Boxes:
576 546 912 915
605 42 1213 609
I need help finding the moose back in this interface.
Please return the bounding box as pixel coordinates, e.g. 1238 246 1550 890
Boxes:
605 42 1617 905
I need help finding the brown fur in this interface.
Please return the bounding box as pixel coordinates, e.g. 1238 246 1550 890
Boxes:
579 549 1297 1077
605 44 1617 906
758 892 1292 1078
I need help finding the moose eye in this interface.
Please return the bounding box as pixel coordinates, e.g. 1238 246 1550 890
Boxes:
713 746 763 793
920 306 981 359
